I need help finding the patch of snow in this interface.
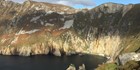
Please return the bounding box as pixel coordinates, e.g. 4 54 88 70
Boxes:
45 23 54 26
16 29 39 35
30 16 40 22
59 20 74 30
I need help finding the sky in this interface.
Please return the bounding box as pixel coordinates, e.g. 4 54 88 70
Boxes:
10 0 140 9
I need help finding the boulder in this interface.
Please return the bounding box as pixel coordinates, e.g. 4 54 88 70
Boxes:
53 49 61 57
118 52 140 65
66 64 76 70
78 64 86 70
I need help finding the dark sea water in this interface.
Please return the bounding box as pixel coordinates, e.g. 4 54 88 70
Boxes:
0 55 107 70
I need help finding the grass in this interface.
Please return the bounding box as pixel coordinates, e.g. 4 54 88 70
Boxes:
121 33 140 53
96 63 118 70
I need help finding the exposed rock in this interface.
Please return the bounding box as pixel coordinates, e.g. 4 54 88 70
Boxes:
0 47 12 55
66 64 86 70
53 49 61 57
66 64 76 70
0 44 49 56
18 46 31 56
78 64 86 70
118 52 140 65
31 43 49 55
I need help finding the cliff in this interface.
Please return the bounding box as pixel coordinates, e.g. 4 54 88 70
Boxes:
0 0 140 61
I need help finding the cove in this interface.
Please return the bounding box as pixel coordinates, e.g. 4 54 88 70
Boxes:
0 55 107 70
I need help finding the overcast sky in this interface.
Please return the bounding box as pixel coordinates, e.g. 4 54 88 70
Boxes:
10 0 140 9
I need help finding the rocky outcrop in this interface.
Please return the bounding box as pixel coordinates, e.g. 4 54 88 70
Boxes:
66 64 86 70
78 64 86 70
0 0 140 61
66 64 76 70
118 52 140 65
0 43 49 56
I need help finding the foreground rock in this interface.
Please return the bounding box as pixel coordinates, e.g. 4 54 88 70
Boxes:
53 49 61 56
118 52 140 65
66 64 76 70
78 64 86 70
66 64 86 70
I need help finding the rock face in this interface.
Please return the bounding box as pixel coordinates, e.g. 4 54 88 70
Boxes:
118 52 140 65
0 0 140 60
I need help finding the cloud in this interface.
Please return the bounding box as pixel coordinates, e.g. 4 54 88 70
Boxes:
10 0 25 3
10 0 95 7
35 0 95 6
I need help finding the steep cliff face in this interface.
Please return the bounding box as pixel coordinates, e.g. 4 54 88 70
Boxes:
73 3 140 60
0 0 140 61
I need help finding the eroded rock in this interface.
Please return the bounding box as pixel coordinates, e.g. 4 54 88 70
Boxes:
53 49 61 57
119 52 140 65
66 64 76 70
78 64 86 70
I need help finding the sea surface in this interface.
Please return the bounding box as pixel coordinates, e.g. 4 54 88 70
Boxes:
0 54 107 70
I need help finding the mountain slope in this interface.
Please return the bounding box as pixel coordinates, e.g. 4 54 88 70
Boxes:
0 0 140 62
